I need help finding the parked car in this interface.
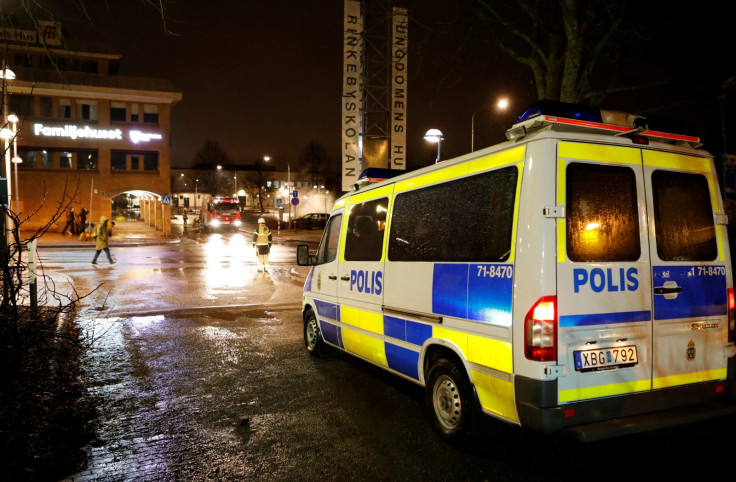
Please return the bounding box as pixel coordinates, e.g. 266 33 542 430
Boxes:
293 213 328 230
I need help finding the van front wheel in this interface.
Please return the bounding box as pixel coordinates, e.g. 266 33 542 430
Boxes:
304 309 323 357
426 358 472 440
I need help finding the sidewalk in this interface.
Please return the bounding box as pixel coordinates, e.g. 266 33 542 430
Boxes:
21 219 324 248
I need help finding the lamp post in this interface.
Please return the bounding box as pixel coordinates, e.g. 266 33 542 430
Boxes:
1 67 15 240
471 97 510 152
424 128 444 163
195 179 199 209
9 114 21 214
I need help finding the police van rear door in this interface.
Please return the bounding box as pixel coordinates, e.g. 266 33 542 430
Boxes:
556 141 731 406
643 150 730 391
556 142 654 404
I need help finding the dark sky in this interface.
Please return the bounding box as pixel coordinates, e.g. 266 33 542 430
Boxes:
39 1 736 172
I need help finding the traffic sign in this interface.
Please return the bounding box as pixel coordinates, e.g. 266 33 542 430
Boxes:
162 195 172 206
291 197 300 206
293 190 299 198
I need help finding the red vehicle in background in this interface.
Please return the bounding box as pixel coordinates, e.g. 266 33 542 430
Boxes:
203 197 242 231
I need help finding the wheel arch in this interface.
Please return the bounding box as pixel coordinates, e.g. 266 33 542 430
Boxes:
421 341 471 387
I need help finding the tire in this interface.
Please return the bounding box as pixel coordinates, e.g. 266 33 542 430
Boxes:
303 309 324 357
425 358 473 441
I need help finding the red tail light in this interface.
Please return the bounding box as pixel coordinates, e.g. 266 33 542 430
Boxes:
728 288 734 343
525 296 557 361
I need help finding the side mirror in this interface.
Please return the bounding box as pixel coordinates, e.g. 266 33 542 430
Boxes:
297 244 316 266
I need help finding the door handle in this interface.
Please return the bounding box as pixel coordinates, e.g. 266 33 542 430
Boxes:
328 275 337 280
654 281 681 299
341 275 350 281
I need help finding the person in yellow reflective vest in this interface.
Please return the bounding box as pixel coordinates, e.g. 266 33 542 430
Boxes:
252 217 272 272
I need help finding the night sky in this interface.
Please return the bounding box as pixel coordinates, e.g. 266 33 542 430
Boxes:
35 1 736 174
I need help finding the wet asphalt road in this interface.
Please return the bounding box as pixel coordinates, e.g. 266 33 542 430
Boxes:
35 232 736 481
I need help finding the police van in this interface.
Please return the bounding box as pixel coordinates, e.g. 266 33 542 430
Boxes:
297 100 736 441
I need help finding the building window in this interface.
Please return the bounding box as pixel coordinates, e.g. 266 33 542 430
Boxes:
78 101 98 121
143 104 158 123
41 150 53 169
59 99 71 118
9 94 34 116
40 97 53 117
131 104 139 122
110 102 126 122
131 156 140 170
18 149 37 168
81 60 98 73
143 152 158 171
111 151 127 170
60 152 72 169
77 150 98 170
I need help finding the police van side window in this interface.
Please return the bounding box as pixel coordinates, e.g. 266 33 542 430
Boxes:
652 170 717 261
388 167 517 262
566 163 640 262
316 214 342 264
344 198 388 261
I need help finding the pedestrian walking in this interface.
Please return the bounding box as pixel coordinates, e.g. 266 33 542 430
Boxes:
62 207 76 235
252 217 272 272
91 216 116 266
77 208 88 234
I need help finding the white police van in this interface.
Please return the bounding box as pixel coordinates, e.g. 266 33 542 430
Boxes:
297 100 736 441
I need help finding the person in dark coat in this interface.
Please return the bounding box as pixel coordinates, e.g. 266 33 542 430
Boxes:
62 207 76 235
77 208 88 234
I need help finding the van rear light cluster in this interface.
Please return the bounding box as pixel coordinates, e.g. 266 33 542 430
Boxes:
728 288 735 343
525 296 557 361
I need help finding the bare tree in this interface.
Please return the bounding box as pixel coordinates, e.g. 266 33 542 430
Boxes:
193 140 232 197
242 158 272 213
412 0 670 106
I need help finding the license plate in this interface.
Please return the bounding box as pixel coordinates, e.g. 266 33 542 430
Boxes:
574 345 638 372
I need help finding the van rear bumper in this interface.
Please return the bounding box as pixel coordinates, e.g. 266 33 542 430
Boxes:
514 357 736 442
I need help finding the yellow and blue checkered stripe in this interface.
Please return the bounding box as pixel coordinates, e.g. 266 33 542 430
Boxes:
310 299 519 422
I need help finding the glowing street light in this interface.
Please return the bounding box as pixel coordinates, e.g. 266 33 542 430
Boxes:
424 128 444 163
471 97 510 152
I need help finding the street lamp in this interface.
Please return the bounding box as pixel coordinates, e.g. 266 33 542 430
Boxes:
471 97 510 152
195 179 199 209
1 67 15 238
424 128 444 163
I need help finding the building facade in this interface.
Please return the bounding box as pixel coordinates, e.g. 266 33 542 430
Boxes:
2 21 181 232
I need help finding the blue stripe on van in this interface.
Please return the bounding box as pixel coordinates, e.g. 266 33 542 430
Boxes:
385 342 420 380
321 321 343 348
406 321 432 346
653 266 727 320
304 267 314 292
432 263 514 325
315 299 339 321
384 316 432 347
384 315 406 341
559 310 651 327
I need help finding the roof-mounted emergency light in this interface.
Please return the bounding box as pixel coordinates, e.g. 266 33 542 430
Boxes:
506 100 701 147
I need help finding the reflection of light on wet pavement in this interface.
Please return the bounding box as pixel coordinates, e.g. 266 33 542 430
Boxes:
198 325 244 365
204 233 253 293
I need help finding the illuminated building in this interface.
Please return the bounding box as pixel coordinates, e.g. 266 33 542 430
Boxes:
2 20 181 232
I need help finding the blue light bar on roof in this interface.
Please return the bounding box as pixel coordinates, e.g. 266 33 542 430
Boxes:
516 99 602 124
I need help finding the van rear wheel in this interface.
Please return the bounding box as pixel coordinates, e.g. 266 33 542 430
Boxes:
426 358 472 440
304 309 324 357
